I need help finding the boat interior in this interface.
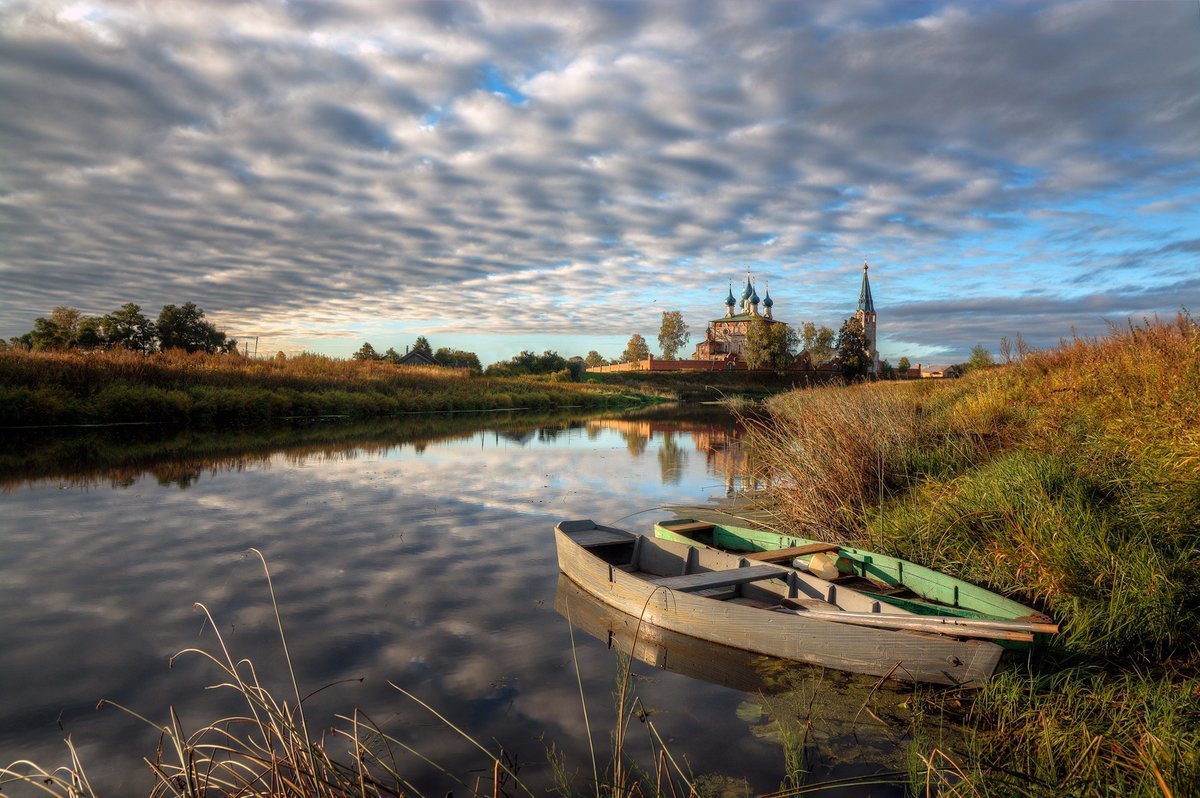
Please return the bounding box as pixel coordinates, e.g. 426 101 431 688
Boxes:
657 519 937 606
568 522 905 616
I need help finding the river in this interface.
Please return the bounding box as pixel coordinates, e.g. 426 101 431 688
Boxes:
0 406 913 796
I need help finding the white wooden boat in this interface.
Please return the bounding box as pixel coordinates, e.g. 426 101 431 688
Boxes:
555 519 1004 686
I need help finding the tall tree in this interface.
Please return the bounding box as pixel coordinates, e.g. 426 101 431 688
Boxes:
657 311 690 360
835 317 871 381
745 319 798 375
898 356 911 372
621 333 650 363
157 302 232 353
584 350 607 368
412 336 433 356
968 345 995 371
433 347 482 372
102 303 157 353
353 342 381 361
383 347 402 364
800 321 837 365
28 307 85 350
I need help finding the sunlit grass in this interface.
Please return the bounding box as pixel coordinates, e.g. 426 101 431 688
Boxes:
0 349 652 426
746 313 1200 795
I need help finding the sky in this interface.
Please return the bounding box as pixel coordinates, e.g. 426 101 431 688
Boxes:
1 0 1197 367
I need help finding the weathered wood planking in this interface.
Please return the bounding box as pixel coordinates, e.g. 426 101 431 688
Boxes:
744 543 842 562
659 521 716 535
653 518 1054 632
650 564 787 592
567 527 634 548
555 520 1004 686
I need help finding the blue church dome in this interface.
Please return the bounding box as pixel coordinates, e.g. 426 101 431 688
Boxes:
762 290 773 308
741 279 754 300
724 286 736 306
750 289 760 304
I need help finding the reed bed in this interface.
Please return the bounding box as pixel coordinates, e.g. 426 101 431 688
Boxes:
0 349 649 426
746 314 1200 795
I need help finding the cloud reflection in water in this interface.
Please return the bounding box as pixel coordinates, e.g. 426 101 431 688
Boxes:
0 408 905 794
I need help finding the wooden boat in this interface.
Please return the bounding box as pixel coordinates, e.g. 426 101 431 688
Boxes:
554 573 792 695
654 518 1054 633
555 519 1008 686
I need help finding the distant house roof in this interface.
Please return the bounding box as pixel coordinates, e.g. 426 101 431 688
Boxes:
398 349 437 366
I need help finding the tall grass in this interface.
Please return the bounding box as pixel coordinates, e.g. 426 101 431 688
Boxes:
0 349 652 427
746 314 1200 795
0 553 694 798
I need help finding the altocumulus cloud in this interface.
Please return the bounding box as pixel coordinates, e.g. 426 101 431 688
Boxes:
0 0 1197 361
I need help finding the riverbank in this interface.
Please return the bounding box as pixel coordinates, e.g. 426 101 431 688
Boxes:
0 349 655 427
587 368 839 401
748 315 1200 795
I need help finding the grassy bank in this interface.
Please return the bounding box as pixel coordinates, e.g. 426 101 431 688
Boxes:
587 368 839 402
0 349 653 427
749 315 1200 795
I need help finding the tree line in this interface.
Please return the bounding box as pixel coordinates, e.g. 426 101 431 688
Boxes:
3 303 237 354
589 309 906 380
352 336 482 372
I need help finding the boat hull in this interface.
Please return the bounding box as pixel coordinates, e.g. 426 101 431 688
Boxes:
556 520 1002 686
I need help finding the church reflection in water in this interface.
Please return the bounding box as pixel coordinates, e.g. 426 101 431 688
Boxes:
584 414 763 496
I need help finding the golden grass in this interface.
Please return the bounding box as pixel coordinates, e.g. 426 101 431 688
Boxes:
0 349 650 425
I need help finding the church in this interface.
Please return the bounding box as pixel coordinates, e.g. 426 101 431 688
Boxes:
692 275 781 361
692 262 879 374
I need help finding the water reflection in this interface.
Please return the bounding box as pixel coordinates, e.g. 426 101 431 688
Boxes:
555 573 796 695
554 575 913 796
0 405 904 795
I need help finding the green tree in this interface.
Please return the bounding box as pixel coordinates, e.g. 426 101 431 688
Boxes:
745 319 798 376
157 303 233 353
102 303 157 353
835 317 871 381
621 333 651 363
76 316 104 349
880 359 895 379
484 350 575 379
353 342 381 361
383 347 402 364
898 356 911 372
412 336 433 356
800 321 836 365
433 347 482 372
28 307 85 350
657 311 690 360
968 345 995 372
584 350 607 368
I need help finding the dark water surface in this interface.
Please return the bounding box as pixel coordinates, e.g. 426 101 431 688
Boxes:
0 406 912 795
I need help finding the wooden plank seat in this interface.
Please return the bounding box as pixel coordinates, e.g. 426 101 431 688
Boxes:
743 543 842 563
649 565 787 592
659 521 716 535
569 528 635 548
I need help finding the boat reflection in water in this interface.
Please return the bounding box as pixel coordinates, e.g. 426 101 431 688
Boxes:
554 572 796 694
554 573 924 795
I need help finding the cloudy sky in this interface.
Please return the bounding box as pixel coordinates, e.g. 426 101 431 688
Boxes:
1 1 1197 365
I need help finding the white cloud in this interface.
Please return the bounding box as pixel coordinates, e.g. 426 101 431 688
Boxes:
1 1 1197 361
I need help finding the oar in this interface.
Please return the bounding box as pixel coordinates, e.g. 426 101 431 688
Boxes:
775 607 1054 642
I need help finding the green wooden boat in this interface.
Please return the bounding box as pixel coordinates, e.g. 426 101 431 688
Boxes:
654 518 1054 636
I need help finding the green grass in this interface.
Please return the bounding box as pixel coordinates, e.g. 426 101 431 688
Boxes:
747 314 1200 796
0 349 655 427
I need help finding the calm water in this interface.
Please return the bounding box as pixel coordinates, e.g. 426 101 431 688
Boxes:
0 407 911 795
